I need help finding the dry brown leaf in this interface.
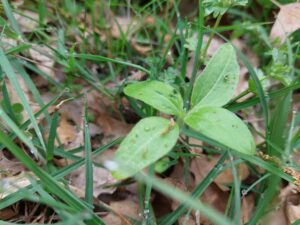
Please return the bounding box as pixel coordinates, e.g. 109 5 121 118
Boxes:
14 10 39 32
0 206 18 220
190 155 249 191
281 185 300 224
86 90 132 140
262 184 300 225
261 195 288 225
29 45 57 82
0 151 25 178
130 42 152 55
241 195 255 224
56 118 78 146
70 164 116 198
165 178 198 225
110 16 138 39
270 3 300 43
56 100 84 150
262 206 288 225
110 16 159 56
0 174 31 199
102 199 140 225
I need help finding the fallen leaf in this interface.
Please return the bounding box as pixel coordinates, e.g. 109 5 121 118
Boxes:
190 154 250 191
0 206 18 220
102 199 139 225
270 3 300 43
14 10 39 32
165 177 197 225
241 194 255 224
56 100 84 150
282 185 300 224
29 45 57 82
70 164 116 198
0 151 25 178
56 118 78 146
0 173 31 199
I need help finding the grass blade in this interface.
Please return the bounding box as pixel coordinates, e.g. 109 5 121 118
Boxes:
0 129 105 225
84 96 93 206
0 107 42 159
0 47 46 151
160 151 228 225
1 0 22 37
73 53 150 75
134 173 233 225
47 111 59 161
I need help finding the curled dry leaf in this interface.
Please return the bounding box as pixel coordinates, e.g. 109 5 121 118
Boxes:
270 3 300 43
262 184 300 225
281 185 300 224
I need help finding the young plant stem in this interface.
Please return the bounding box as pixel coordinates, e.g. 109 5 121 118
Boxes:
186 0 204 109
226 89 251 105
202 14 223 59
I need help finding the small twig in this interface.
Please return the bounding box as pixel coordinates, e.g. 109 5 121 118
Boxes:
202 14 223 59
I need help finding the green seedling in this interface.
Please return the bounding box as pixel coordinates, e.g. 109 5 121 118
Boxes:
203 0 248 17
109 43 256 179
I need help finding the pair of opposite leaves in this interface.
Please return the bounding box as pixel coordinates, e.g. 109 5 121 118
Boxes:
111 44 256 179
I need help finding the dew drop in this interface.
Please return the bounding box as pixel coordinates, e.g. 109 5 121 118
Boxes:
241 189 247 196
215 164 223 171
103 160 119 170
144 126 151 131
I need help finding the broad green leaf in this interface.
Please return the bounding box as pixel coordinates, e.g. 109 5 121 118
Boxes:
112 117 179 179
204 0 248 17
124 80 183 116
191 44 239 109
184 107 255 155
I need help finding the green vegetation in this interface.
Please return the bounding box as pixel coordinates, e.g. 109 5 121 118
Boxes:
0 0 299 224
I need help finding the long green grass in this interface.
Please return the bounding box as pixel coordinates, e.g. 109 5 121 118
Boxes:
0 0 300 224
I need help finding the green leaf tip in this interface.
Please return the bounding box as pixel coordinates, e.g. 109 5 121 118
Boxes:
124 80 183 116
191 43 239 109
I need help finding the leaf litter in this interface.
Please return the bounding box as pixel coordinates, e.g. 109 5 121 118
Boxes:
1 1 300 224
